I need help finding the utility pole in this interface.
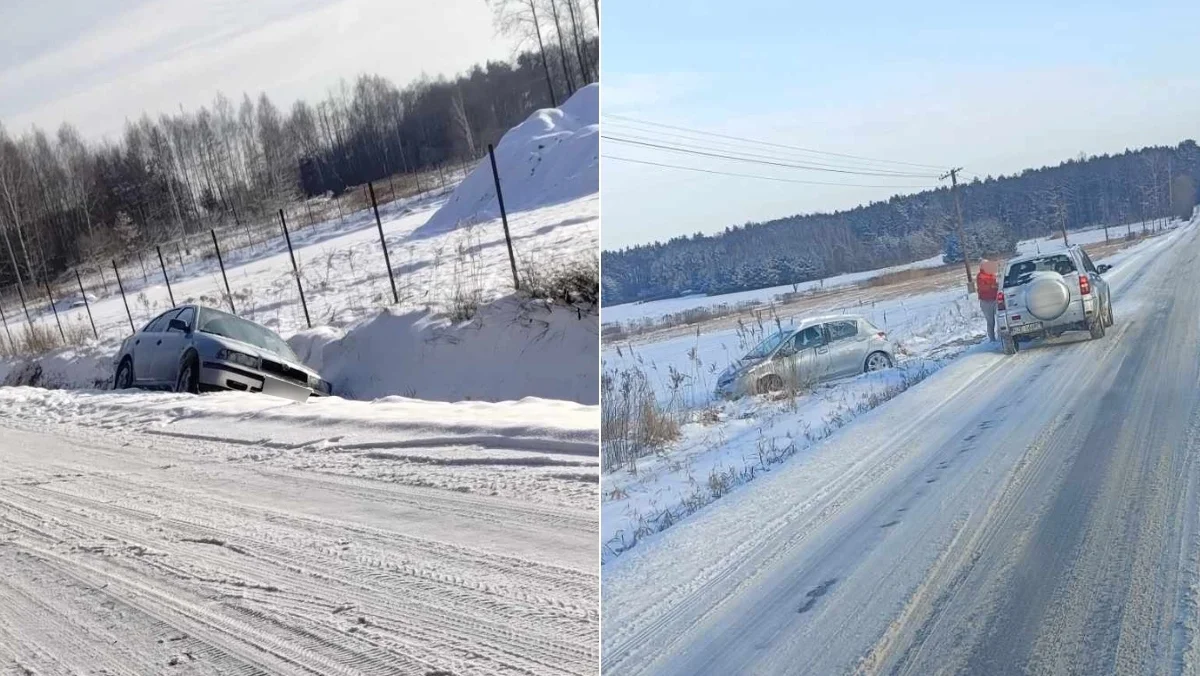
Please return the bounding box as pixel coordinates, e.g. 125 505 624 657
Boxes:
941 167 975 293
1168 156 1174 227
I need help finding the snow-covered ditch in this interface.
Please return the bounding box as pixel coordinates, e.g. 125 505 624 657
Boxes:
290 295 597 404
600 220 1189 562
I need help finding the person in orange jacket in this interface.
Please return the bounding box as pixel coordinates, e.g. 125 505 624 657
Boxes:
977 259 999 341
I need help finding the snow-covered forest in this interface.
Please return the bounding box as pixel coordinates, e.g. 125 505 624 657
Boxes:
603 142 1200 305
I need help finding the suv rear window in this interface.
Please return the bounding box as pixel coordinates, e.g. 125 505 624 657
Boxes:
1003 254 1077 288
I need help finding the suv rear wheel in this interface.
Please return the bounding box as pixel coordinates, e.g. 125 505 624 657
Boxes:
1001 336 1018 355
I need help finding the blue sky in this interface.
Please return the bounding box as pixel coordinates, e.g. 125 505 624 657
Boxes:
1 0 515 141
602 0 1200 249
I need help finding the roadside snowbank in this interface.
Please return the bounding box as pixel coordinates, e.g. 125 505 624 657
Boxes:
0 385 596 455
0 341 117 390
290 294 598 404
419 85 598 236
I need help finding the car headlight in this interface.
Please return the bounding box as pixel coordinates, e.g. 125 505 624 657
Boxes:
217 348 260 369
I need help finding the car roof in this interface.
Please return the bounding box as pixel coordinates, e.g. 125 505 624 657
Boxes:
1005 246 1080 266
792 314 866 329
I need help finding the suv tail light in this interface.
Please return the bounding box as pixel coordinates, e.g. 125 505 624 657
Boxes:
996 291 1006 311
1079 274 1090 295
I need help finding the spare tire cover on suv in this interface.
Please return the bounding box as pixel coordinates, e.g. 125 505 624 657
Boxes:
1025 271 1071 321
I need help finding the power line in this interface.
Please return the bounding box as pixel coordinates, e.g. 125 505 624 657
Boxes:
602 120 940 175
603 134 943 179
602 128 940 178
603 154 938 189
603 112 950 171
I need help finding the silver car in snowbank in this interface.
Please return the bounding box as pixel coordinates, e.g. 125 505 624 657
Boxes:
715 315 896 398
112 305 332 401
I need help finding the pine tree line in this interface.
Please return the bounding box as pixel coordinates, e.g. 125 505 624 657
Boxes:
602 142 1200 305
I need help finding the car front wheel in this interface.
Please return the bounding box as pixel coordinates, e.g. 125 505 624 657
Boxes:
113 358 134 390
175 353 200 394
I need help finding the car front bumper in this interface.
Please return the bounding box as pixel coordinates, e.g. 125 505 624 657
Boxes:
200 361 314 402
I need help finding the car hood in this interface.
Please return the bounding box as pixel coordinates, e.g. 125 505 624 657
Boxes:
199 333 320 378
718 357 762 382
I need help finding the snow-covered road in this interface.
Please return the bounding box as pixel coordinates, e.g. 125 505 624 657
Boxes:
0 393 597 675
602 220 1200 674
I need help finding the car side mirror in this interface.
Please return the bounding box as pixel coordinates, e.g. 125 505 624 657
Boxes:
775 346 796 359
1096 264 1112 274
168 318 190 333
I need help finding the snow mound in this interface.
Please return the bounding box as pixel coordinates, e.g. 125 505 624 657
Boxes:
290 295 598 404
0 342 116 390
418 84 599 236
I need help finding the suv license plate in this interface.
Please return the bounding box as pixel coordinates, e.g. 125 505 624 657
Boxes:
1012 321 1043 335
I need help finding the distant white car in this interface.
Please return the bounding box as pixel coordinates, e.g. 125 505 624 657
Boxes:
996 245 1113 355
715 315 896 398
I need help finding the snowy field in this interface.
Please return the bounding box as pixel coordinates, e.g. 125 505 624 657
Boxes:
601 217 1189 561
601 254 944 327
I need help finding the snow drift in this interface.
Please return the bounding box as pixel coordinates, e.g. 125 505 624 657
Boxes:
418 84 599 237
0 342 115 390
290 295 598 404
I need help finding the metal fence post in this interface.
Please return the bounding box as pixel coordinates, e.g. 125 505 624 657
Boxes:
210 229 236 314
43 278 65 341
368 182 399 304
97 264 110 295
74 269 98 339
112 260 135 334
488 143 520 290
156 245 175 307
16 283 32 326
0 300 12 347
278 209 311 328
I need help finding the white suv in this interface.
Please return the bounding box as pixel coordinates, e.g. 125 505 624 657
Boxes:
996 245 1113 355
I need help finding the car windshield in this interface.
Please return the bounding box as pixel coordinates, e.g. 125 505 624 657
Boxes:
197 308 298 362
743 330 791 360
1004 254 1077 288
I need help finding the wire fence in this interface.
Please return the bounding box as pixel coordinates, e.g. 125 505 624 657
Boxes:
0 153 533 357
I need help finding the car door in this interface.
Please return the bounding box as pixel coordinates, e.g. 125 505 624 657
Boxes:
154 307 194 383
790 325 829 386
143 309 182 384
822 319 864 378
129 311 174 384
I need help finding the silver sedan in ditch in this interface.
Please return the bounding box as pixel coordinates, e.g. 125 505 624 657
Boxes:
112 305 331 401
715 315 896 398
